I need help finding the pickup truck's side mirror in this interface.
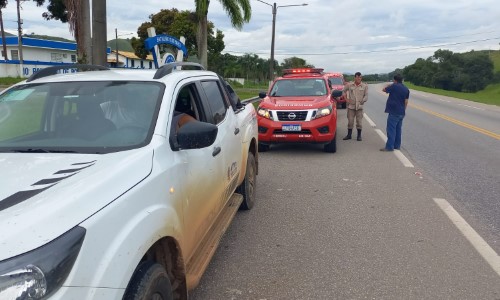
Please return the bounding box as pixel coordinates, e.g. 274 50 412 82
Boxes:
177 121 218 149
258 92 267 99
331 89 343 98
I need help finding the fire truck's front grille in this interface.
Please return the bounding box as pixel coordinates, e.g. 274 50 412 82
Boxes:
276 111 308 121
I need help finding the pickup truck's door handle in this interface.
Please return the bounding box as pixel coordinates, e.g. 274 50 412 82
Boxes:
234 128 240 135
212 146 221 157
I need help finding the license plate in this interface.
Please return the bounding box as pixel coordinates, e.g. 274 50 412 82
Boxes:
282 124 301 132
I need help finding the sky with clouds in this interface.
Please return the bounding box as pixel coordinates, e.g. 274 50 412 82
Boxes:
1 0 499 74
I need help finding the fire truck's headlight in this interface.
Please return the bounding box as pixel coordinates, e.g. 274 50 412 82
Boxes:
0 226 85 300
257 107 273 120
313 105 332 119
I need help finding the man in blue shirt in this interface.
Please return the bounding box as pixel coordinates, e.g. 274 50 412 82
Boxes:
381 74 410 151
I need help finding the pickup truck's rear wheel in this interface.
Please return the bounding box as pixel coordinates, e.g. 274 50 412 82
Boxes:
237 153 256 210
124 261 173 300
324 131 337 153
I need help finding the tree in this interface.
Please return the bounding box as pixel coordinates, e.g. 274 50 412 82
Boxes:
34 0 92 63
132 8 225 69
194 0 251 68
280 57 313 70
400 49 494 92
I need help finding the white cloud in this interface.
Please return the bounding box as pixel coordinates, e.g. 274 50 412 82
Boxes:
1 0 499 74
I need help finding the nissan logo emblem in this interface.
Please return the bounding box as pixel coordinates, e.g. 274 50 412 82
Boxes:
288 112 296 120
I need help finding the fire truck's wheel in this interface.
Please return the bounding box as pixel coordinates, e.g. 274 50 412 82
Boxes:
237 152 256 210
324 132 337 153
124 261 173 300
258 143 269 152
342 102 347 109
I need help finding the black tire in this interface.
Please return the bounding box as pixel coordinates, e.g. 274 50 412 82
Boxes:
342 102 347 109
258 143 269 152
124 261 173 300
324 131 337 153
237 153 257 210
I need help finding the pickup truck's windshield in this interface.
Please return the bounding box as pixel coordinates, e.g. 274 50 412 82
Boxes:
270 79 327 97
0 81 164 154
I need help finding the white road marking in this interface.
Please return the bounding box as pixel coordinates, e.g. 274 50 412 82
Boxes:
433 198 500 278
375 129 387 141
394 150 414 168
363 113 377 128
374 126 414 168
458 103 484 111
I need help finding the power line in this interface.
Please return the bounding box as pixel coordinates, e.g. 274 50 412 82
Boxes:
270 30 500 50
224 37 500 56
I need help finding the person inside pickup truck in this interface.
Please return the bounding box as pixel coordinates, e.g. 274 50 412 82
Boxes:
170 89 197 148
313 80 326 96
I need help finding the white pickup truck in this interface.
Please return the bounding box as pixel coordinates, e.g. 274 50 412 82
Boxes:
0 63 258 300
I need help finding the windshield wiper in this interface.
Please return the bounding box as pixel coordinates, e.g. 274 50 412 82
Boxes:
10 149 78 153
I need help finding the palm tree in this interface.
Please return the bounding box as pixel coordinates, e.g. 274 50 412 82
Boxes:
34 0 92 63
194 0 251 68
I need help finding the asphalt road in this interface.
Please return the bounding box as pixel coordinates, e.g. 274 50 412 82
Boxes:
191 91 500 299
364 84 500 253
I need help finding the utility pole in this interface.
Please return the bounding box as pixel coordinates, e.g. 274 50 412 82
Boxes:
115 28 119 67
92 0 107 66
256 0 308 81
16 0 24 73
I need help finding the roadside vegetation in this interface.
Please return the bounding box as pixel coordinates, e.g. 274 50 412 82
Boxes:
405 82 500 106
403 49 500 106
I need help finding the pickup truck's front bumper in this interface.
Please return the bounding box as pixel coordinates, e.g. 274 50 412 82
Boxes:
258 116 336 144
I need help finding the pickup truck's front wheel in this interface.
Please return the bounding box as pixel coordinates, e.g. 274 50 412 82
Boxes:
237 152 256 210
124 261 173 300
324 131 337 153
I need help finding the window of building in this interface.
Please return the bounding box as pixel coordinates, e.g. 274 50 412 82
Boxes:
11 50 19 60
131 60 135 68
51 53 63 62
71 55 77 63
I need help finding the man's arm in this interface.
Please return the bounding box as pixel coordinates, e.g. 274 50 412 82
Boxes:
178 114 196 127
362 83 368 103
404 99 408 109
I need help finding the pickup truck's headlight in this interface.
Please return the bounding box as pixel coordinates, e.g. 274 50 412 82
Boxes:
312 105 332 119
0 226 85 300
257 107 273 120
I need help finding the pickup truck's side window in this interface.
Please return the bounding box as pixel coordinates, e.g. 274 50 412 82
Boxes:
170 83 205 150
201 81 227 124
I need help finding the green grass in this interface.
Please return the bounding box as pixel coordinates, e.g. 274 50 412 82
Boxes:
489 50 500 73
235 88 266 101
405 82 500 106
0 77 24 86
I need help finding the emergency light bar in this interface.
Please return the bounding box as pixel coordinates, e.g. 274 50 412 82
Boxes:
283 68 324 75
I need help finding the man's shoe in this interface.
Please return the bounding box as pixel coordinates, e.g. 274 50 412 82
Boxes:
380 148 393 152
357 136 362 141
357 129 362 141
343 129 352 140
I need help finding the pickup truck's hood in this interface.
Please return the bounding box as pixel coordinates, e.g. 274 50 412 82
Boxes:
0 150 153 259
265 96 330 109
331 84 343 91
